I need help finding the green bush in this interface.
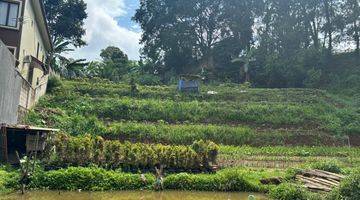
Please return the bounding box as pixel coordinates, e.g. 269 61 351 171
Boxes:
269 183 308 200
46 75 63 93
0 169 19 193
327 171 360 200
27 167 275 192
45 134 219 171
310 160 343 174
30 167 155 191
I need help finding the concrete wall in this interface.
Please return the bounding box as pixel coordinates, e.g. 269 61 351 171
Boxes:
0 41 22 125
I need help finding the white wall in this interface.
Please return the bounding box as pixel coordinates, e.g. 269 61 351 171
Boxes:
18 0 47 79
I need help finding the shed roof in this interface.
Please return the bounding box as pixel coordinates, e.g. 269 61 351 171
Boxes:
1 124 59 132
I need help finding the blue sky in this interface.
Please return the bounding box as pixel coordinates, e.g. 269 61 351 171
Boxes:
117 0 140 32
68 0 142 61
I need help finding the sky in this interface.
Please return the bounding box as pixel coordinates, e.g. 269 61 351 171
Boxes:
68 0 141 61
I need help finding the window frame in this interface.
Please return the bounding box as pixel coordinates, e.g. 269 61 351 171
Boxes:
0 0 22 30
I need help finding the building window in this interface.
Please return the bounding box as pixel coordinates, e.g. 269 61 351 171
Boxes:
0 1 20 28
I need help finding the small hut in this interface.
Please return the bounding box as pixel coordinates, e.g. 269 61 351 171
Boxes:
178 74 201 93
0 124 59 164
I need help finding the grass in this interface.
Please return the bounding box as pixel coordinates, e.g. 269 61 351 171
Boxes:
0 168 18 194
17 78 360 197
29 166 283 192
28 81 360 145
218 146 360 169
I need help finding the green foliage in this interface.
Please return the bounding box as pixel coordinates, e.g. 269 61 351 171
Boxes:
44 0 87 47
133 0 359 86
310 160 343 174
136 74 162 86
269 183 308 200
219 146 360 158
28 167 278 192
327 170 360 200
134 0 261 81
34 92 359 134
164 169 259 192
26 79 360 150
30 167 155 191
46 76 63 93
0 169 19 193
45 134 218 171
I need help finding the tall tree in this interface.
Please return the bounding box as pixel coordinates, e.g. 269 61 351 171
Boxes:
343 0 360 54
134 0 260 81
99 46 130 81
43 0 87 67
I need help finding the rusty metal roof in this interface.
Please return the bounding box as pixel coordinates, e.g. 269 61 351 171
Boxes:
1 124 60 132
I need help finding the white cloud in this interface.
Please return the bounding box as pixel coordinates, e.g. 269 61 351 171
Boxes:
67 0 141 61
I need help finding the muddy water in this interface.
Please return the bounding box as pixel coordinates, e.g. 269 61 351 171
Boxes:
0 191 267 200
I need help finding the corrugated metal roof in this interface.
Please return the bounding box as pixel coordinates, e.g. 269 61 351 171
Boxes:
1 124 59 132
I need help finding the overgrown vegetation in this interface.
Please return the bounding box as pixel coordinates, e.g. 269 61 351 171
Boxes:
28 167 282 192
328 170 360 200
27 80 360 144
43 134 218 172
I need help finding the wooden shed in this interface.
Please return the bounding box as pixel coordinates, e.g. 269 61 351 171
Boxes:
0 124 59 164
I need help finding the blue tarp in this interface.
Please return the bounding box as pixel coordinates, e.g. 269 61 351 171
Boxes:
178 79 199 92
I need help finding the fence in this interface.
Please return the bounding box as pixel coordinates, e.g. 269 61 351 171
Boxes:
0 40 22 124
0 40 48 124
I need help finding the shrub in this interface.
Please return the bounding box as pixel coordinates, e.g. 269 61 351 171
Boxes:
46 75 62 93
27 167 271 192
269 183 308 200
310 160 343 174
163 169 259 192
45 134 219 172
30 167 155 191
0 169 19 193
327 170 360 200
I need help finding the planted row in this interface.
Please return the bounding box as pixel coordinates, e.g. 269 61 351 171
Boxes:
45 96 325 126
219 146 360 158
67 80 332 104
29 167 281 192
45 134 218 171
26 110 349 146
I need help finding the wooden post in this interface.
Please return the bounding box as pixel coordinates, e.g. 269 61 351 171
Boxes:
1 126 8 162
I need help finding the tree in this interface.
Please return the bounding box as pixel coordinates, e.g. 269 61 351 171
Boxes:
100 46 129 64
99 46 130 81
43 0 87 67
134 0 260 81
343 0 360 54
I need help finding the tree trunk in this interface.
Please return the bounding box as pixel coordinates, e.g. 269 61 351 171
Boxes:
324 0 333 52
311 20 319 49
355 21 359 55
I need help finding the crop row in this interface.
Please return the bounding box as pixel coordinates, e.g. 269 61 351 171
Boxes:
219 146 360 158
37 92 360 133
45 134 218 172
64 80 336 105
28 167 281 192
27 109 349 146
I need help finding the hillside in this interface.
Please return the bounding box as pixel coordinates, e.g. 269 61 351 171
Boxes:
27 79 360 147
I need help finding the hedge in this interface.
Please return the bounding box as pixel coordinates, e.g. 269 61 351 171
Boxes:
29 167 279 192
44 134 218 172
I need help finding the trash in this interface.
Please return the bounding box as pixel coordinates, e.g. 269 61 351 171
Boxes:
207 91 218 95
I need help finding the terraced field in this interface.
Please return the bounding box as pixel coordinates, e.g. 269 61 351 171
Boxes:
25 79 360 171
